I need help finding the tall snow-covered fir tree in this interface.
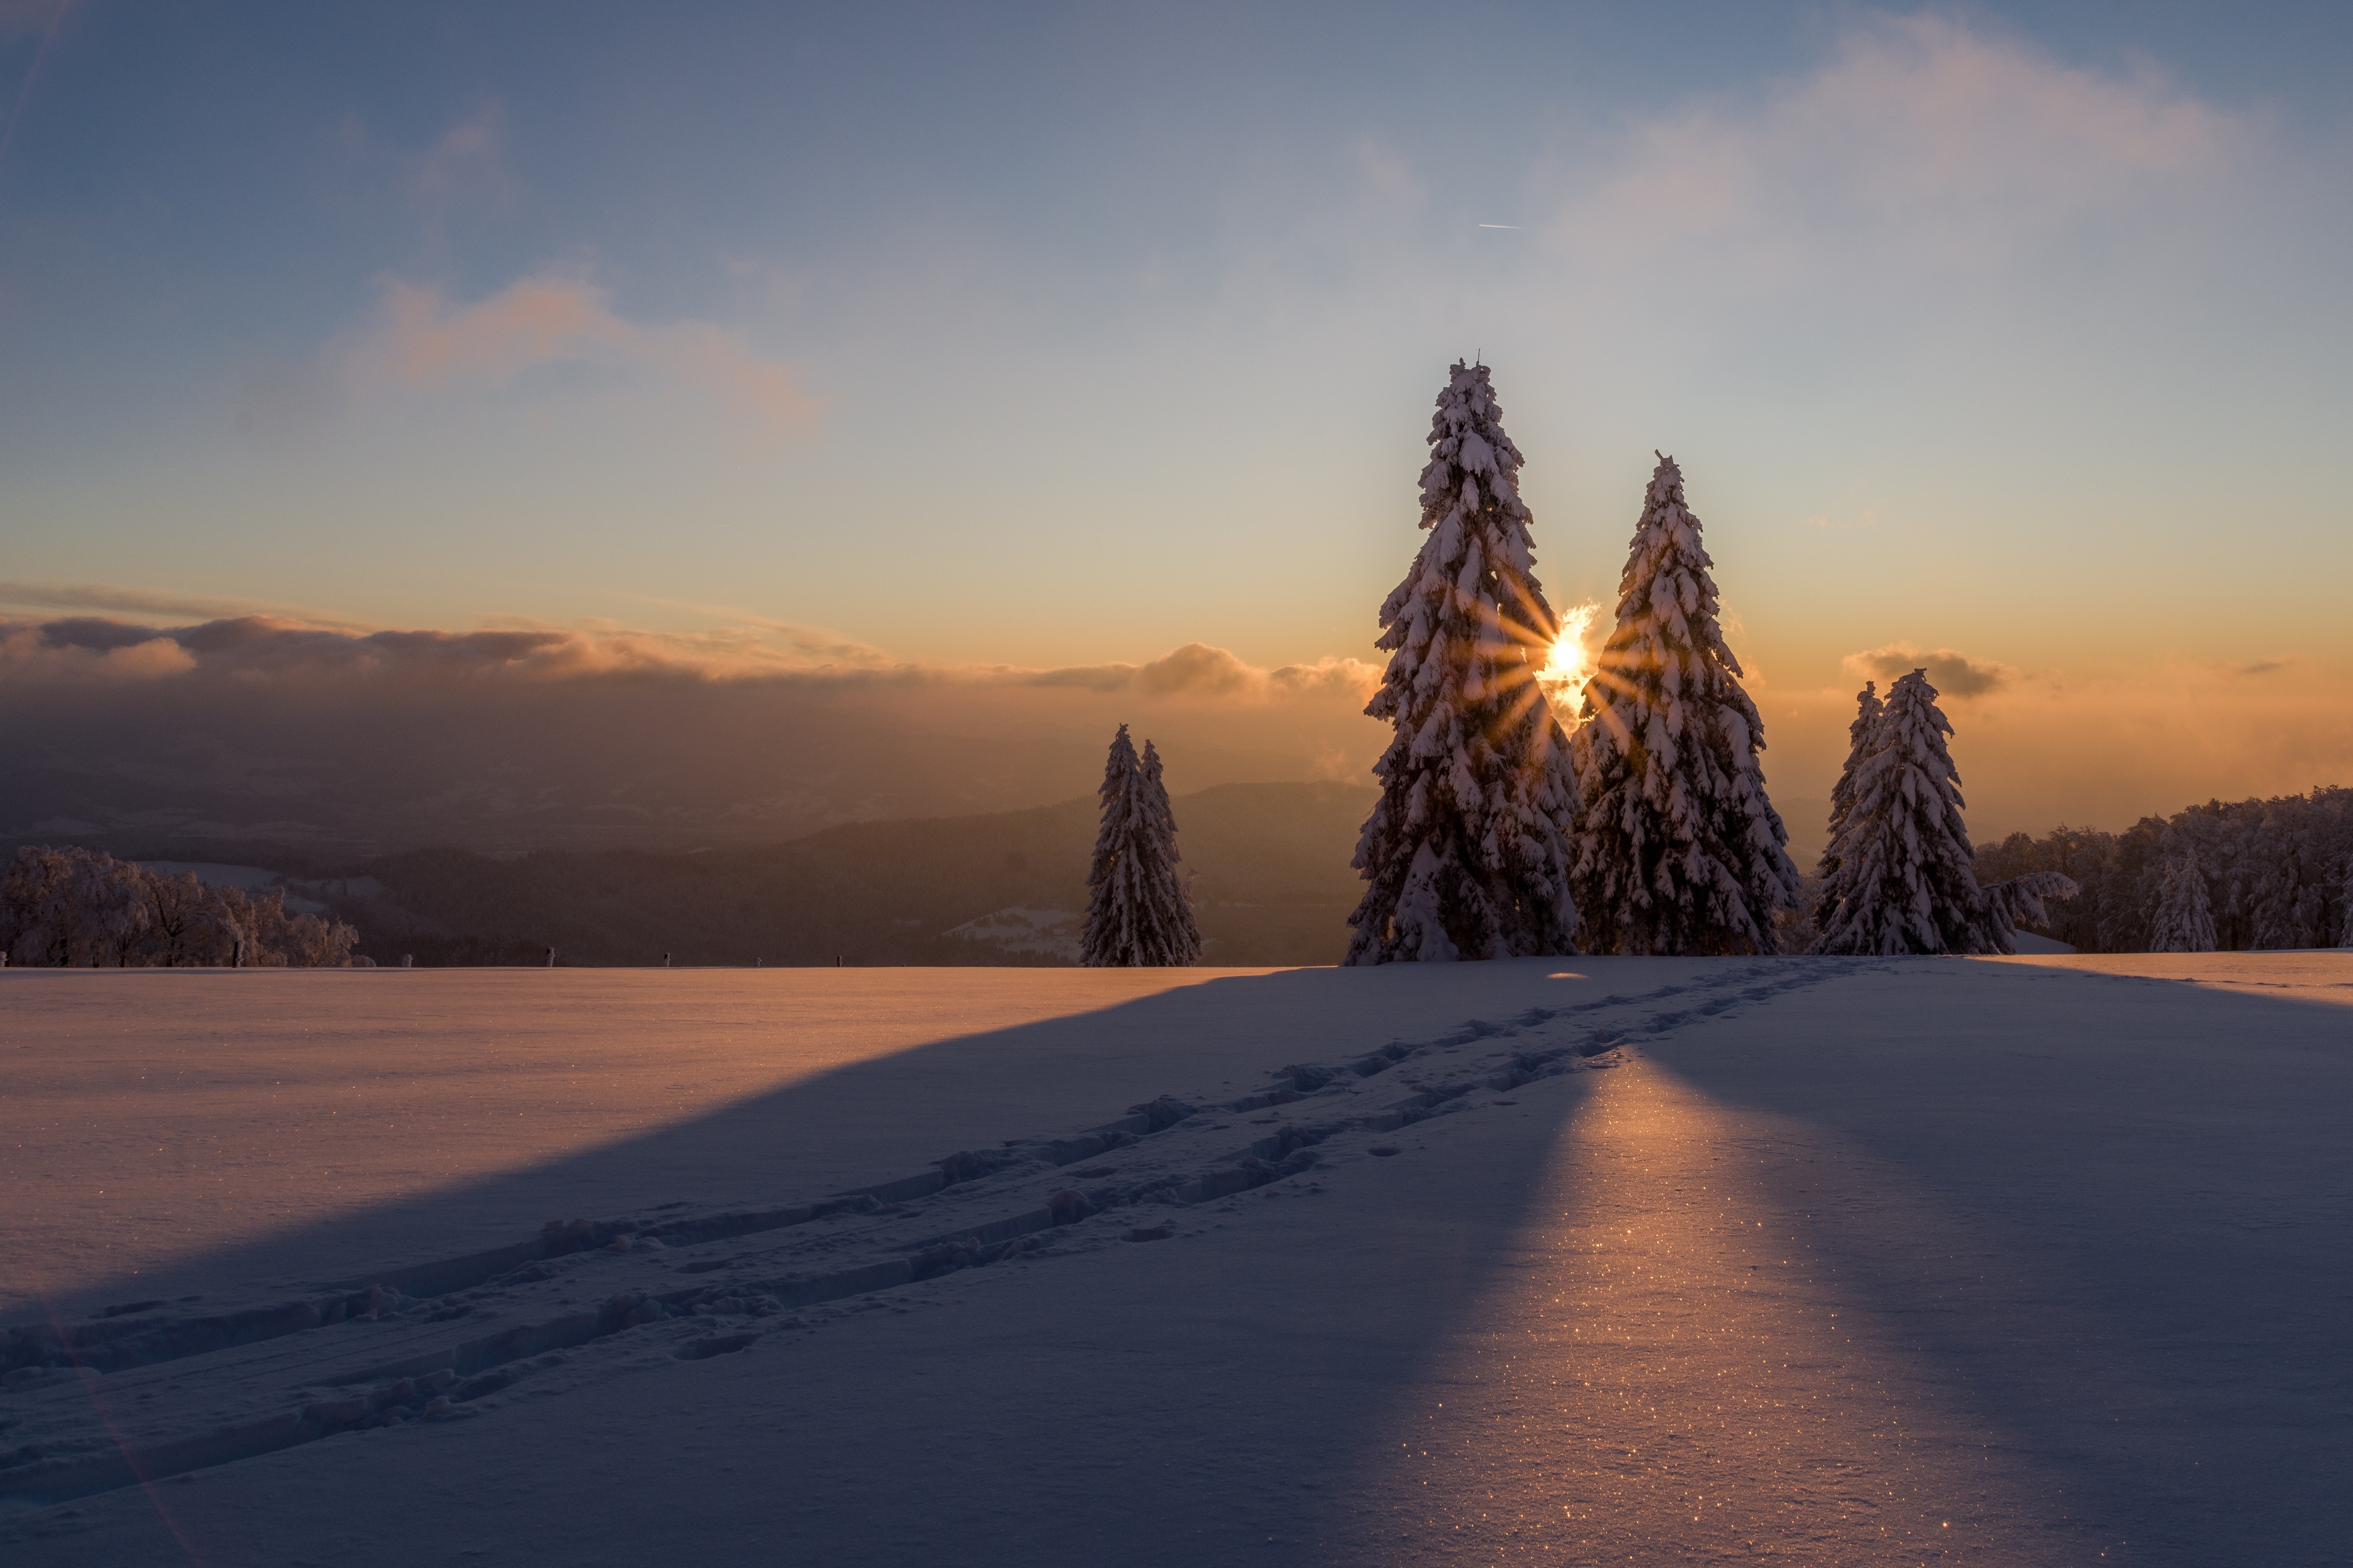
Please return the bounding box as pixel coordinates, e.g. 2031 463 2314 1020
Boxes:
1345 360 1580 964
1812 679 1884 932
1810 669 1995 954
2147 852 2218 953
1080 725 1201 967
1568 454 1799 954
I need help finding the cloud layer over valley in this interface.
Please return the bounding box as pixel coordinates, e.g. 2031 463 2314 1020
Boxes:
0 613 1384 856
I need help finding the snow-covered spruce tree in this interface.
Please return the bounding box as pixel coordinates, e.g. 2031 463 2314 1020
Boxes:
1344 361 1580 964
1080 725 1201 967
1568 454 1799 954
1811 680 1884 934
1135 739 1203 965
2147 852 2218 953
1810 669 1996 954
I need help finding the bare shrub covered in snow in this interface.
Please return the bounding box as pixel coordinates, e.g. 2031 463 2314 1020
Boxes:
0 845 358 967
1345 361 1580 964
1080 727 1202 967
1569 454 1798 954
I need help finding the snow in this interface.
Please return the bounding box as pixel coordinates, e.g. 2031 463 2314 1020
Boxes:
941 907 1082 959
5 954 2350 1564
2008 930 2075 953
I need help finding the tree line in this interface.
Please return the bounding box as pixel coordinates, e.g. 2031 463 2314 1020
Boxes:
1974 786 2353 954
1 845 360 968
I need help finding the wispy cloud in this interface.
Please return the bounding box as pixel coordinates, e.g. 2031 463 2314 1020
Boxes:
345 272 817 436
1542 13 2245 288
0 608 1378 704
0 580 372 630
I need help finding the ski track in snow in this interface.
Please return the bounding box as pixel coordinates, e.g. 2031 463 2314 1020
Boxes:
0 958 1873 1512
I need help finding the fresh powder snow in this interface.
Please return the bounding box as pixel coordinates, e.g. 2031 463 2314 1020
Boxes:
3 956 2349 1565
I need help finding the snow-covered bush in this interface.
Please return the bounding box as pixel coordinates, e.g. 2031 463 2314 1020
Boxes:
1080 726 1202 967
1569 454 1798 954
1982 870 2081 952
1345 361 1580 964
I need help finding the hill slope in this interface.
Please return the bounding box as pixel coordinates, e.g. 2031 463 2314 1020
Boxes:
338 782 1378 967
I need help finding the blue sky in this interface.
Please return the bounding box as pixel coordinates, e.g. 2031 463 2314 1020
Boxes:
4 2 2352 827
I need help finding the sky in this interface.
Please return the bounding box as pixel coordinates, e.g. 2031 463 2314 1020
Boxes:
3 1 2351 843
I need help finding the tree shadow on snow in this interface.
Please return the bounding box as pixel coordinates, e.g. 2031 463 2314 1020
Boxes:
1617 959 2353 1567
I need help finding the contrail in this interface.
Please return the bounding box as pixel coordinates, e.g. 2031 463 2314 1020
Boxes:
0 0 79 178
1478 223 1521 230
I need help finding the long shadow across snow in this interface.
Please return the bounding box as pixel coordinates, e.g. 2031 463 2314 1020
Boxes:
5 958 1709 1565
9 962 1644 1327
1609 959 2353 1567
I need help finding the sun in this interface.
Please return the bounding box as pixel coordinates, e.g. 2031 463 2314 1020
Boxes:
1536 602 1599 710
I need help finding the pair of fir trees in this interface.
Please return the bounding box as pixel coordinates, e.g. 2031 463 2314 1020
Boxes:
1082 360 2061 966
1811 673 2076 954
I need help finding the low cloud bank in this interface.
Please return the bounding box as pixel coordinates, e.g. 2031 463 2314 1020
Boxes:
0 615 1384 855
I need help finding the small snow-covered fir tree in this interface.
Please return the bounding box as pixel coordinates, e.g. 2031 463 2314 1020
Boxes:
1812 680 1884 934
1080 725 1201 967
1345 361 1580 964
1569 454 1799 954
1810 669 1994 954
2147 852 2218 953
1135 738 1203 965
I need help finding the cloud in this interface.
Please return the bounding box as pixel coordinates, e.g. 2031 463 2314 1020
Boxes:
0 580 371 629
1542 13 2245 286
1025 643 1378 700
0 612 1386 854
1841 641 2016 698
1 612 1379 700
350 272 817 436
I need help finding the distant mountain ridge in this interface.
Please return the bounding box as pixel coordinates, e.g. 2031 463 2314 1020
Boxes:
288 782 1379 967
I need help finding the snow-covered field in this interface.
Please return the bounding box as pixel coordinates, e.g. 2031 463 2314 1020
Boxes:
3 955 2348 1565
